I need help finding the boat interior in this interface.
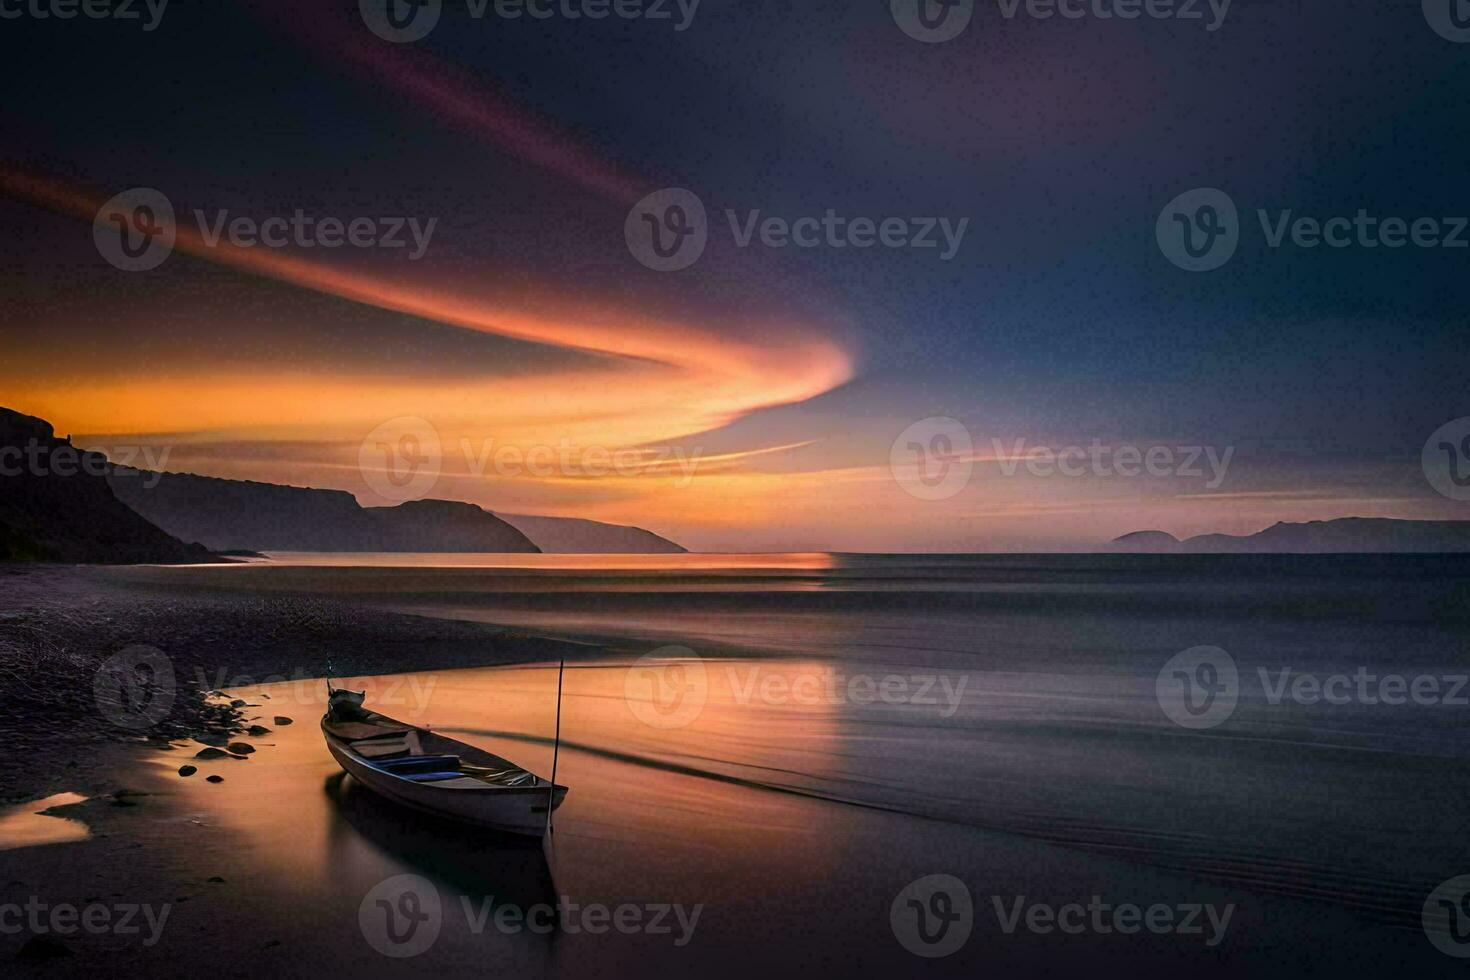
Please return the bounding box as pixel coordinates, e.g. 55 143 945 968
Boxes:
325 713 541 790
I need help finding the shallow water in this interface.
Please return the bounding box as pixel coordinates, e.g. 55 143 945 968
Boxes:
0 793 90 851
100 554 1470 974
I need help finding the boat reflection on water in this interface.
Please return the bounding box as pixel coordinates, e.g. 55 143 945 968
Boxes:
322 770 558 918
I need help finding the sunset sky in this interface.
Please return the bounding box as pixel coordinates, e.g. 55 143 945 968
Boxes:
2 1 1467 551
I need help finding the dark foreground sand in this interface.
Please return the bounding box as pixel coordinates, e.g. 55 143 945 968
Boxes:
0 565 588 803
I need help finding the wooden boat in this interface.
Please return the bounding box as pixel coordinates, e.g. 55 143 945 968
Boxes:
321 688 567 838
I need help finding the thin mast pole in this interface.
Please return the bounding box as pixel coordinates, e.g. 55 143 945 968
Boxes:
546 651 566 837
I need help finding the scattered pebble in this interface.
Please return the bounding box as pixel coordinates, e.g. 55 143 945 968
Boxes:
195 747 230 760
207 876 225 884
273 716 293 726
226 742 255 755
178 765 197 777
246 725 272 736
206 775 223 783
230 699 247 708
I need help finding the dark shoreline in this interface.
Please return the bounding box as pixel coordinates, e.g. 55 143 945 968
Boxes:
0 565 585 803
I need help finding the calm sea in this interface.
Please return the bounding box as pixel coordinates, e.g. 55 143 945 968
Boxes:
139 553 1470 976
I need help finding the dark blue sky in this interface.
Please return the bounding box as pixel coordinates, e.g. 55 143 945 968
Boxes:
2 0 1467 548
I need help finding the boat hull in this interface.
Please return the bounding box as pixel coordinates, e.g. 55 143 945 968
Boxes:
322 717 567 838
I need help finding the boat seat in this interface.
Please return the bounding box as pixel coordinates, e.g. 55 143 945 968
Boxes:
349 731 422 759
397 771 469 782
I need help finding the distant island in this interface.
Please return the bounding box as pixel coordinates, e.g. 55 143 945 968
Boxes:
1109 518 1470 554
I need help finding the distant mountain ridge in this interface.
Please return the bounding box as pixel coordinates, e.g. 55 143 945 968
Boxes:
1109 519 1470 554
0 408 214 563
106 467 686 554
107 469 540 554
498 513 687 554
